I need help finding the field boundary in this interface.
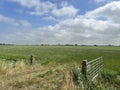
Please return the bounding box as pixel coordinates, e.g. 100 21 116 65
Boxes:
82 56 103 81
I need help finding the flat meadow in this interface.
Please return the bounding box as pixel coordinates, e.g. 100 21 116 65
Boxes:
0 45 119 71
0 45 120 90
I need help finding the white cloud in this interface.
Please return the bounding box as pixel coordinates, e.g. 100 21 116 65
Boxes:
0 14 31 27
43 16 58 22
94 0 106 3
10 0 78 18
0 14 19 26
29 0 56 16
1 14 120 45
11 0 56 16
19 20 31 27
11 0 41 8
52 6 78 17
86 1 120 23
61 1 69 7
1 1 120 45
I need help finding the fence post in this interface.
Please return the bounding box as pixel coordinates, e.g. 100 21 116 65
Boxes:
82 60 87 77
30 55 35 65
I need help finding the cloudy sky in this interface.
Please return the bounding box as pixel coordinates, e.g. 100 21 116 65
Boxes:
0 0 120 45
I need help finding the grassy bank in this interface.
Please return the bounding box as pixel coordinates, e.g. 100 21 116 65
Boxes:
0 46 120 90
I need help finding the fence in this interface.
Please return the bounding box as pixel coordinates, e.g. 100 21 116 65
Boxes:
82 57 103 81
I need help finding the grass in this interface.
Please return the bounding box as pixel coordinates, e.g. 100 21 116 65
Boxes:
0 62 75 90
0 45 120 90
0 45 120 70
72 66 120 90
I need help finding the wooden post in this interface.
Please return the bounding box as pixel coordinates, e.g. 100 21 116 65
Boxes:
30 55 35 65
82 60 87 76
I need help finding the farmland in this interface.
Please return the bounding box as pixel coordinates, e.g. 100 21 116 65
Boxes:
0 45 120 90
0 45 120 71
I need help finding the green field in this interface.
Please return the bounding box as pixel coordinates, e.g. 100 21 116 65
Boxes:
0 45 120 71
0 45 120 90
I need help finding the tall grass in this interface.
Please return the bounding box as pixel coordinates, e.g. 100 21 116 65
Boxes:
72 64 120 90
0 60 76 90
0 59 26 75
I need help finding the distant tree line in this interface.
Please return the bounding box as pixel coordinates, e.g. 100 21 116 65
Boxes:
0 43 119 46
0 43 13 45
37 44 120 46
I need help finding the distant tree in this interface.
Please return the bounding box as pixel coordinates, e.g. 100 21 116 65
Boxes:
75 44 78 46
94 44 98 47
108 44 112 46
81 45 86 46
65 44 73 46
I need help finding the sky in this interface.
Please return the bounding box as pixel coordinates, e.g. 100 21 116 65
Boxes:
0 0 120 45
